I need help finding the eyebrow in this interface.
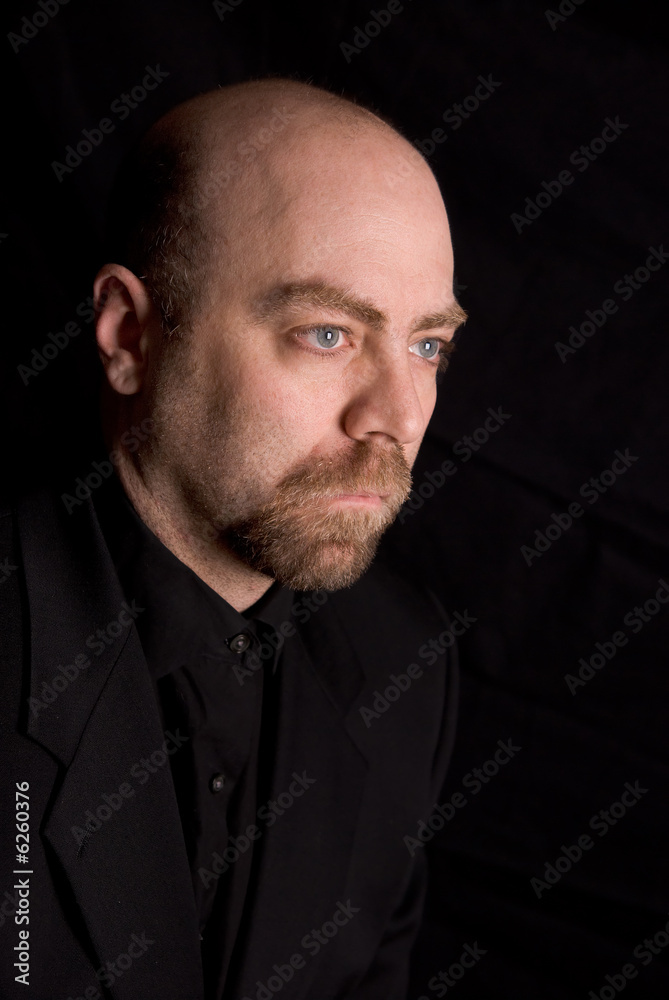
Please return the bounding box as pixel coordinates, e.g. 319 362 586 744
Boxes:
250 280 468 335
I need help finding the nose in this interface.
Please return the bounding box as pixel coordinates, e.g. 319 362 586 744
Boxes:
342 353 431 446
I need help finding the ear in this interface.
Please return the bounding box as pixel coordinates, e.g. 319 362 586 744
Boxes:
94 263 159 395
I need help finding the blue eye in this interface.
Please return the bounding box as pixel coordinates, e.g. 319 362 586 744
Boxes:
296 324 349 358
296 327 450 373
411 337 443 361
313 325 342 349
412 338 440 360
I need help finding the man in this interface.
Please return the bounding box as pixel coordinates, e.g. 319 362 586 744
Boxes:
0 78 466 999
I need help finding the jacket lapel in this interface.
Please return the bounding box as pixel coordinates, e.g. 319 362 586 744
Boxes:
17 486 204 1000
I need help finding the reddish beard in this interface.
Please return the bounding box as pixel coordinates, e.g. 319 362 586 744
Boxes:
224 440 413 590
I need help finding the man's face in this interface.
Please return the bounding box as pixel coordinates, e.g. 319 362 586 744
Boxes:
143 125 460 591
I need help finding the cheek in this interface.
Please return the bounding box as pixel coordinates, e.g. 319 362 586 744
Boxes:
423 381 438 421
263 386 337 460
220 361 339 471
204 325 438 466
247 346 345 426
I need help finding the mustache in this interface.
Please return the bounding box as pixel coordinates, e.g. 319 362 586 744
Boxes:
274 440 413 501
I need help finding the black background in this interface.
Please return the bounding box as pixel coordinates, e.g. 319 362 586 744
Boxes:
2 1 668 997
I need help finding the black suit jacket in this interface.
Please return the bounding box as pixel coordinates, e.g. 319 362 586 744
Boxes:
0 478 457 1000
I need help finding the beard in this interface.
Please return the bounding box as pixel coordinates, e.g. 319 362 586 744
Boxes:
223 439 413 591
143 336 414 592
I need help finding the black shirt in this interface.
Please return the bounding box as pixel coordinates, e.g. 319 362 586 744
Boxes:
92 471 295 998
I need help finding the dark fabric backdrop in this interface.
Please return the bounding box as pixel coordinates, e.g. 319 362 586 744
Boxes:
2 1 668 997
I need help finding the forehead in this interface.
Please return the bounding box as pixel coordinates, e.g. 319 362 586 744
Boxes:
204 125 454 305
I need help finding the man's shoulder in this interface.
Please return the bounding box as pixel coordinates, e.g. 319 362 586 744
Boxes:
0 471 93 569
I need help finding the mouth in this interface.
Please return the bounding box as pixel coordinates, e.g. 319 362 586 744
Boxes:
326 492 387 506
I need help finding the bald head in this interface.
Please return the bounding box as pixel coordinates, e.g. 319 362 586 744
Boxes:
96 76 462 598
153 76 393 148
105 77 434 338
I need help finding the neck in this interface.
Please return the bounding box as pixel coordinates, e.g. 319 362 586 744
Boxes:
111 444 275 615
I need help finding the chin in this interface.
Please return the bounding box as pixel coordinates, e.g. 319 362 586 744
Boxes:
268 538 382 592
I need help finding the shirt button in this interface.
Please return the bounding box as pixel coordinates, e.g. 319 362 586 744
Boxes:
209 773 226 794
229 632 251 653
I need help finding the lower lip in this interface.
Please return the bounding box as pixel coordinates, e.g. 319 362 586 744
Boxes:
328 494 384 506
